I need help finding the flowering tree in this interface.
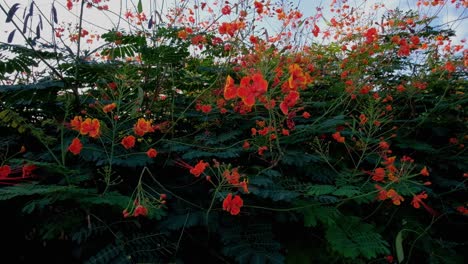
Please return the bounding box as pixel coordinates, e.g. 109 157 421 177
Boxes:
0 0 467 263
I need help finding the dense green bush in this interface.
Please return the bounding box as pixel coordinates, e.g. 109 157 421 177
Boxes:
0 1 466 263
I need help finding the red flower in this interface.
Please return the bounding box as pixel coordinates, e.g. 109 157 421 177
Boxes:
312 24 320 37
190 160 209 177
258 146 268 155
444 61 455 72
223 168 240 185
302 111 311 119
332 132 345 143
122 209 130 218
379 141 390 150
410 36 420 45
68 138 83 155
411 192 428 209
456 206 468 215
242 140 250 149
22 164 37 178
375 185 387 201
279 91 300 115
386 255 394 263
133 205 148 217
222 193 244 215
239 180 249 193
359 114 368 125
121 135 136 149
201 104 212 114
254 1 263 14
107 82 117 90
420 166 429 176
70 116 82 131
80 118 101 138
146 148 158 158
0 165 11 178
221 5 231 15
237 73 268 106
372 167 386 182
364 27 378 44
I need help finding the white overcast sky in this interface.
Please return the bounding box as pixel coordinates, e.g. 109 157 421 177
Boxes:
1 0 466 50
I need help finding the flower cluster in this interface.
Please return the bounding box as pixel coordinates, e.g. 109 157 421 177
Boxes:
70 116 101 138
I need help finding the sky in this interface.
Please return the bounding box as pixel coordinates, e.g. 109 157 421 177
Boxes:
0 0 466 53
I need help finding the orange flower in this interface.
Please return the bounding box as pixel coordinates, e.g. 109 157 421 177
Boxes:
411 192 428 209
372 167 386 182
224 75 238 100
146 148 158 158
382 156 396 166
420 166 429 176
0 165 11 178
222 193 244 215
190 160 209 177
284 64 311 91
177 29 188 39
386 189 404 205
80 118 101 138
332 132 345 143
134 118 154 137
121 135 136 149
68 138 83 155
218 21 244 37
70 116 83 131
103 103 117 113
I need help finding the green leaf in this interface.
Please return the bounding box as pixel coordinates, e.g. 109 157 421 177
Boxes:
137 0 143 13
301 204 340 227
396 230 405 263
325 216 390 259
332 186 362 197
307 185 336 196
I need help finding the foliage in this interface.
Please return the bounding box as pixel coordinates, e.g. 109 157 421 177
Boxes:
0 0 467 263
